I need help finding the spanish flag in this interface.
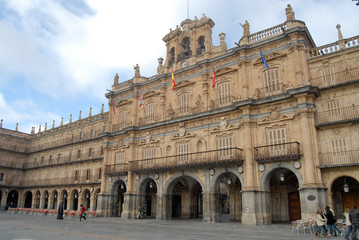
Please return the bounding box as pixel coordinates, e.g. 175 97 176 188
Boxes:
171 70 175 90
139 91 143 107
212 65 216 88
111 98 116 114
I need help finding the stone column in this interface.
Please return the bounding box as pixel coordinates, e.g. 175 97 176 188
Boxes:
121 193 137 219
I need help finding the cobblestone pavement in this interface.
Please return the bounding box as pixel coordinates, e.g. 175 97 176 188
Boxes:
0 212 323 240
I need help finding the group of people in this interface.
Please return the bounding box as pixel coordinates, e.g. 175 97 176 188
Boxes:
315 205 359 239
56 202 87 222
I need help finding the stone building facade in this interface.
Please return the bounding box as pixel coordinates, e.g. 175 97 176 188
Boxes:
1 5 358 225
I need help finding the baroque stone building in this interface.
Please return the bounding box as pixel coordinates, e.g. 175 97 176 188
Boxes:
1 5 359 225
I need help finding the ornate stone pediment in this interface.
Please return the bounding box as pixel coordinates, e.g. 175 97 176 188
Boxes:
215 66 236 76
176 79 195 89
115 99 132 107
112 141 129 149
143 91 160 98
253 51 287 66
171 130 195 140
139 132 159 145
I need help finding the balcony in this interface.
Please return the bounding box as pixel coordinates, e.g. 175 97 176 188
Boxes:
104 163 129 176
315 105 359 126
307 35 359 58
20 175 101 187
23 150 103 169
209 96 235 110
310 68 359 88
254 142 301 163
319 150 359 168
254 83 286 99
129 147 244 173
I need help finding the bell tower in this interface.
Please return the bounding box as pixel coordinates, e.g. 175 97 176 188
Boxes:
162 14 226 71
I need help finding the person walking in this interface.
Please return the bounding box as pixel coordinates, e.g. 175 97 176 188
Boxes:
324 205 342 236
344 208 353 240
137 204 142 219
79 204 87 222
57 202 64 220
315 207 329 238
349 205 359 240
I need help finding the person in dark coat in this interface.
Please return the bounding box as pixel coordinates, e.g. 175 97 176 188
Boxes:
57 202 64 220
349 205 359 240
324 205 342 236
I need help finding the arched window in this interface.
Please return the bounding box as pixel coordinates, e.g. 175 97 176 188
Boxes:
169 48 175 66
198 36 205 55
182 37 191 59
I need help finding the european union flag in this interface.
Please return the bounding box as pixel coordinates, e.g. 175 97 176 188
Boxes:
260 49 269 70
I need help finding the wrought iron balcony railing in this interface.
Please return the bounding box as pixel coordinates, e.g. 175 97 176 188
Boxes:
315 105 359 126
104 163 129 176
310 68 359 89
254 142 301 163
319 150 359 168
254 83 286 99
19 175 101 187
129 147 244 173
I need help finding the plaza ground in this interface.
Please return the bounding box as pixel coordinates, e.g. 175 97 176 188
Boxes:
0 212 323 240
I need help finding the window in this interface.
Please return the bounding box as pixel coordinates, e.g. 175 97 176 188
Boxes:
327 100 341 119
103 126 107 132
322 68 335 84
98 168 102 180
332 138 347 155
74 170 78 181
115 152 125 164
198 36 205 55
57 154 61 163
143 148 154 167
219 136 233 159
177 143 189 164
41 157 44 166
119 111 127 128
77 150 81 159
169 47 175 66
179 93 189 114
88 148 92 158
263 69 281 95
48 155 52 165
218 82 231 105
182 37 191 59
268 128 287 156
33 158 37 167
69 152 72 161
0 173 4 181
86 169 90 180
101 147 104 155
145 103 155 122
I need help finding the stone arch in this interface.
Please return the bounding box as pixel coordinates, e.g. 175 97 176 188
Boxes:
163 171 204 195
260 162 303 191
209 168 244 192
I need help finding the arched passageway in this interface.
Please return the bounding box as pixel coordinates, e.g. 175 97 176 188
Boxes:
331 176 359 218
166 176 203 220
112 180 126 217
6 190 18 208
24 191 32 208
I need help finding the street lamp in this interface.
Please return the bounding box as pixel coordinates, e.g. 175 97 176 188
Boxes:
280 173 285 182
64 192 67 199
149 182 153 189
344 178 349 193
86 192 90 199
227 178 232 185
121 183 124 189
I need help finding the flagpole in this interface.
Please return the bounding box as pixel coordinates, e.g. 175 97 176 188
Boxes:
187 0 189 19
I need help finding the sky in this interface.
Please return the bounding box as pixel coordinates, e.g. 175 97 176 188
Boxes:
0 0 358 133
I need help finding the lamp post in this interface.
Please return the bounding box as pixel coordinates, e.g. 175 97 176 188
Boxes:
344 178 349 193
280 173 285 182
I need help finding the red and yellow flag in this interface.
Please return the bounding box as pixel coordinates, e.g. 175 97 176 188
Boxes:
171 70 175 90
212 65 216 88
139 91 143 107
